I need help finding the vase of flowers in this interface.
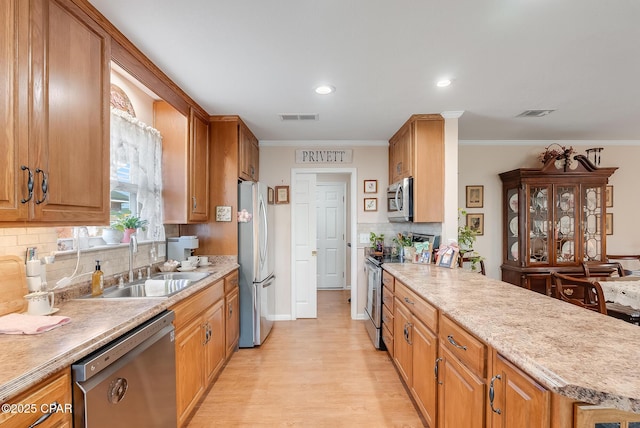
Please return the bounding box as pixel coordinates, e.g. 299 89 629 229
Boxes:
111 214 148 243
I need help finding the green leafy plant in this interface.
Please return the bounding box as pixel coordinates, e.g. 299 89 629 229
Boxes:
111 213 148 231
393 233 412 248
369 232 385 252
458 209 483 270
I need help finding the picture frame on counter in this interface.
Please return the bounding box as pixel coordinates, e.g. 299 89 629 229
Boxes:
364 198 377 212
436 246 459 269
466 185 484 208
275 186 289 204
467 213 484 235
364 179 378 193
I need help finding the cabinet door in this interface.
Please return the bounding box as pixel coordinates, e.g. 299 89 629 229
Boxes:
175 315 206 426
239 124 258 181
393 299 412 384
389 124 412 183
412 316 438 428
489 354 549 428
552 184 579 265
204 298 225 383
438 345 485 428
31 0 110 223
225 287 240 358
0 0 29 221
189 110 209 222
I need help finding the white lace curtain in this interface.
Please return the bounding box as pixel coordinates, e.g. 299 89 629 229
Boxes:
110 107 165 242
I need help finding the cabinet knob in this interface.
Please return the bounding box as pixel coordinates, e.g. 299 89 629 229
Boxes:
192 196 197 210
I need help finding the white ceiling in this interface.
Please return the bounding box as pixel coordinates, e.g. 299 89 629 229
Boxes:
89 0 640 142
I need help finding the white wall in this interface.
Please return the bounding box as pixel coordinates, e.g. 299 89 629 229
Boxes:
458 142 640 279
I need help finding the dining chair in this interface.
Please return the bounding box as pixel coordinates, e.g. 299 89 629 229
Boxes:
458 256 486 275
606 255 640 275
581 261 626 278
550 271 607 314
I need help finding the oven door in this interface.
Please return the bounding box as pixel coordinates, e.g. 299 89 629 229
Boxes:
364 258 382 327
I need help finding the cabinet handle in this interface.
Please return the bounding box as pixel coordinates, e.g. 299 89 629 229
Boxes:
28 401 58 427
192 196 197 210
447 335 467 351
229 303 233 318
406 323 413 345
403 296 415 306
434 357 443 385
489 374 502 415
34 168 48 205
203 323 209 345
20 165 34 203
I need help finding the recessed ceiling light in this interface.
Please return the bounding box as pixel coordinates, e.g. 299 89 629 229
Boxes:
315 85 335 95
436 79 452 88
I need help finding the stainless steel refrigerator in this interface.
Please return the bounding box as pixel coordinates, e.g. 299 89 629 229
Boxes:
238 181 276 347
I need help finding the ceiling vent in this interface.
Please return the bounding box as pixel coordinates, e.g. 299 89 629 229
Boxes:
516 109 555 118
279 113 319 121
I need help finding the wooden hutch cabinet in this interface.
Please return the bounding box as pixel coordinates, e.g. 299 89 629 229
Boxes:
499 155 616 295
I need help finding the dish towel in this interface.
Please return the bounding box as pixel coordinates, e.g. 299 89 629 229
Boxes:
0 313 71 335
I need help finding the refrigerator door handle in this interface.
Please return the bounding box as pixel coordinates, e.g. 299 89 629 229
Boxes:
262 275 275 288
258 194 268 273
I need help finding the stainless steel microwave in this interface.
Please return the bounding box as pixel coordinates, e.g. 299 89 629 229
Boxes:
387 177 413 222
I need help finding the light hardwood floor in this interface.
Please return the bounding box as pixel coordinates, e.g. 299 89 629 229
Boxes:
187 290 425 427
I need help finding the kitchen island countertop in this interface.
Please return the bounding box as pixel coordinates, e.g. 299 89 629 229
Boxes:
383 262 640 414
0 261 238 403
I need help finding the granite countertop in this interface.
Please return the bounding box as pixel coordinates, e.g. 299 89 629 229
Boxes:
383 262 640 414
0 261 238 403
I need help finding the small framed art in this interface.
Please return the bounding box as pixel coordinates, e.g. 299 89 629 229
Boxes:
606 213 613 235
275 186 289 204
364 198 377 211
364 179 378 193
605 185 613 208
466 185 484 208
436 246 459 269
467 213 484 236
268 187 275 204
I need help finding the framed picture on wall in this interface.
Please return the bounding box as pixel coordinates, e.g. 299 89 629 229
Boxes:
466 185 484 208
606 213 613 235
275 186 289 204
267 187 275 204
467 213 484 235
364 179 378 193
364 198 377 211
605 185 613 207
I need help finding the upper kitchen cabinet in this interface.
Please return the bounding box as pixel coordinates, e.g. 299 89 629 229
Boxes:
388 114 444 223
238 121 259 182
499 155 617 295
155 101 210 223
0 0 110 224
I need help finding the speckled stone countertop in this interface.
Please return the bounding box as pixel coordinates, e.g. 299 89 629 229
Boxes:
383 262 640 413
0 260 238 403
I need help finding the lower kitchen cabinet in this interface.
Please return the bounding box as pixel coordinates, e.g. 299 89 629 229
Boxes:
411 315 438 427
224 270 240 358
0 369 72 428
489 352 550 428
437 344 486 428
172 278 225 427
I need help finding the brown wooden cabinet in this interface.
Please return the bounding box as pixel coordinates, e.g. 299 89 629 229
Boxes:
0 0 110 225
489 352 549 428
499 156 617 294
0 369 72 428
171 278 224 427
155 102 210 224
239 122 259 181
224 270 240 358
393 280 439 427
388 114 444 222
381 270 395 356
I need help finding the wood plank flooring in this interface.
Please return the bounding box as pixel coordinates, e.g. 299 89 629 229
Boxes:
187 290 425 427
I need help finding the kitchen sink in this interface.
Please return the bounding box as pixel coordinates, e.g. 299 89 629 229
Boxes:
80 271 211 299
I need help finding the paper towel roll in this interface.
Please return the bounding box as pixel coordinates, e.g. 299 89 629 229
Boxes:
26 260 41 277
26 276 42 292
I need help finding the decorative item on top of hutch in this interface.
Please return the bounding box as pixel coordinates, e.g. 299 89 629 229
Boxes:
499 155 617 295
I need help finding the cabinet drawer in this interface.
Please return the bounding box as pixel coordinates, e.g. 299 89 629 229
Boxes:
382 285 394 312
224 270 239 294
172 279 224 329
382 323 394 356
0 369 72 428
439 314 486 378
382 304 394 334
395 280 438 332
382 270 395 291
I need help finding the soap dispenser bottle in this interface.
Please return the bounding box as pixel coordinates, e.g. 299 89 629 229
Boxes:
91 260 104 297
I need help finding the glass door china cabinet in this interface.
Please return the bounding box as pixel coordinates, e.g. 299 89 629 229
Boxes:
500 155 617 295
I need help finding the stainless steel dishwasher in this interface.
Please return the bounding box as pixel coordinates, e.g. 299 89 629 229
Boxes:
72 310 177 427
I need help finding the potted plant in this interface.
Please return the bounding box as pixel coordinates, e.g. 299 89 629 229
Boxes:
111 213 148 243
458 209 483 271
393 233 413 261
369 232 385 255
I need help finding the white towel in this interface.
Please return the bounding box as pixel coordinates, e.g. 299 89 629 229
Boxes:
0 313 71 335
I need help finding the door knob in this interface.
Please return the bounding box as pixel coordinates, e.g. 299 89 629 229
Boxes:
311 250 317 256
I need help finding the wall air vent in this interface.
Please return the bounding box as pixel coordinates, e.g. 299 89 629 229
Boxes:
516 109 556 118
279 113 319 121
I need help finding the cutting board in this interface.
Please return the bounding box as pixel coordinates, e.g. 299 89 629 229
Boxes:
0 255 28 316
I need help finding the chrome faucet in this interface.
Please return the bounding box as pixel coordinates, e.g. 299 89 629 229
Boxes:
128 235 138 283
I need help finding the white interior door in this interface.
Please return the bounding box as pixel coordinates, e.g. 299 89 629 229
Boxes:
316 183 345 289
293 174 317 318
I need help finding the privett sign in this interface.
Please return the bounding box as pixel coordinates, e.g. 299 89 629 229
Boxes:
295 149 353 164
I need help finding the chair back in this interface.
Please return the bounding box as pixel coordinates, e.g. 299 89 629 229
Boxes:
581 261 626 278
458 256 486 275
551 272 607 314
607 255 640 274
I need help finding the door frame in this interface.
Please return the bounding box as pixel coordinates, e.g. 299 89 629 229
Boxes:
290 167 358 320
